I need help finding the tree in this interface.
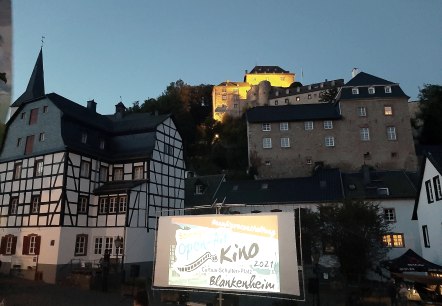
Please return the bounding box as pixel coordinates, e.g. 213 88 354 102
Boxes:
319 88 338 102
317 199 390 282
414 84 442 144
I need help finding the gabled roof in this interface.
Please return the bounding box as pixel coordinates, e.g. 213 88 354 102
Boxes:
185 174 225 207
249 66 290 74
344 72 395 87
12 48 45 107
246 103 341 123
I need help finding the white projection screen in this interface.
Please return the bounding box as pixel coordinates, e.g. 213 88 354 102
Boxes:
153 212 300 296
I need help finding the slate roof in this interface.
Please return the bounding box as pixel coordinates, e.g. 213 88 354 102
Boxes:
249 66 290 74
268 79 344 99
342 169 418 200
185 174 225 207
94 180 146 195
11 48 45 107
339 72 408 100
246 103 341 123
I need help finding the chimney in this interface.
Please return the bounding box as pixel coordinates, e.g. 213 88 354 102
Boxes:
87 99 97 112
115 102 126 119
352 68 360 78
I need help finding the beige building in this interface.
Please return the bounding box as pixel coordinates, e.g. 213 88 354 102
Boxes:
246 71 417 179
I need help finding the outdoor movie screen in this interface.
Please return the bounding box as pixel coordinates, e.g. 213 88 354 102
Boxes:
153 212 300 296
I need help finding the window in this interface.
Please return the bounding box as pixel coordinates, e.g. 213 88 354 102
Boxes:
99 166 108 182
304 121 314 130
119 196 127 213
325 136 335 147
384 208 396 222
360 128 370 141
39 132 45 142
377 188 390 196
24 135 34 154
433 176 442 201
23 234 41 255
75 234 88 256
78 195 88 214
280 137 290 148
387 126 397 141
285 98 289 104
113 168 123 181
280 122 288 131
31 195 40 214
222 95 226 100
43 105 48 113
0 235 18 255
21 112 26 119
195 185 204 195
133 165 144 180
422 226 430 248
307 94 312 100
34 160 44 176
263 138 272 149
368 87 375 94
100 140 105 150
9 197 18 215
274 100 278 105
94 237 103 255
384 106 393 116
17 138 22 147
165 143 174 155
99 198 108 214
357 106 367 117
306 157 312 165
385 86 392 94
13 163 22 180
81 132 87 144
382 234 404 248
262 123 271 132
105 237 113 255
80 161 91 178
323 121 333 129
108 197 117 213
352 88 359 95
29 108 39 125
265 161 271 166
425 180 434 204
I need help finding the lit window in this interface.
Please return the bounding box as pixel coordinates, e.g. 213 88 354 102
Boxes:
99 198 108 214
39 132 45 142
325 136 335 147
119 196 127 213
360 128 370 141
385 86 392 94
425 180 434 204
383 208 396 222
108 197 117 213
323 121 333 129
94 237 103 255
34 160 44 176
80 161 91 178
78 196 88 214
262 123 271 132
31 195 40 214
384 106 393 116
133 166 144 180
263 138 272 149
368 87 375 94
9 197 18 215
113 168 123 181
387 126 397 141
81 132 88 144
75 234 88 256
304 121 314 130
422 225 430 248
433 176 442 201
13 163 22 180
382 234 404 248
352 88 359 95
280 122 289 131
280 137 290 148
357 107 367 117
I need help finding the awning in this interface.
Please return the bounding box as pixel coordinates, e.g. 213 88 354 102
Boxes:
382 249 442 273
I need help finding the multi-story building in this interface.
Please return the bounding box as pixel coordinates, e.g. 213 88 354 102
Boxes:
246 71 417 179
0 49 186 283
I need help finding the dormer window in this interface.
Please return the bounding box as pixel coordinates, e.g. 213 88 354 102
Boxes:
352 88 359 95
377 188 390 196
100 140 105 150
261 183 268 190
275 91 279 96
81 133 87 144
368 87 375 94
385 86 392 94
195 184 204 195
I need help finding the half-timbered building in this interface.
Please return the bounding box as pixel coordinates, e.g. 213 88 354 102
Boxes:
0 49 185 283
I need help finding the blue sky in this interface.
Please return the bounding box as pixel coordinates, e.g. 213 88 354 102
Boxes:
12 0 442 115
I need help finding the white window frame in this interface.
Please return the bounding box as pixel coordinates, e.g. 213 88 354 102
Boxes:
80 161 90 178
94 237 103 255
108 197 117 213
325 136 335 147
29 235 37 255
99 197 108 214
14 163 22 180
387 126 397 141
263 138 272 149
262 123 271 132
304 121 314 131
6 236 14 254
383 233 405 248
35 160 44 176
75 235 87 256
280 137 290 148
113 168 123 181
425 180 434 203
323 120 333 129
280 122 289 131
119 196 127 213
352 87 359 95
78 196 88 213
357 106 367 117
368 87 375 94
385 86 392 94
105 237 114 255
31 195 40 214
360 128 370 141
39 132 45 142
384 106 393 116
383 208 396 222
134 166 144 180
433 176 442 201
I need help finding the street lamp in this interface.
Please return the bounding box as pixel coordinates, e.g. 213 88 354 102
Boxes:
115 236 123 272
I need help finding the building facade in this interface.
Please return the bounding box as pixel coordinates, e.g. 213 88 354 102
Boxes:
0 50 186 283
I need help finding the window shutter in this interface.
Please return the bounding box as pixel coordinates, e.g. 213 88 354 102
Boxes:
35 236 42 255
84 235 89 255
0 236 6 254
29 108 39 125
25 135 35 155
12 236 18 255
22 235 30 255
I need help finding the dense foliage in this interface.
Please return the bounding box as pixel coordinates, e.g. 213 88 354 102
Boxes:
414 84 442 144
